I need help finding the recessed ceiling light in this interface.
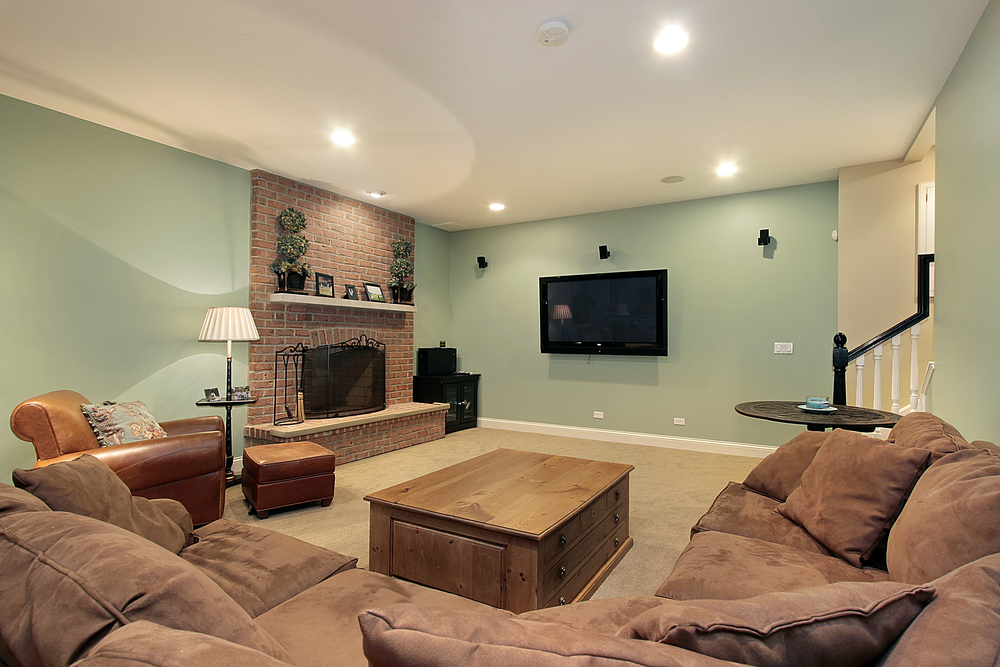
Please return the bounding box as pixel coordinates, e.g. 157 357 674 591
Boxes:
366 190 386 198
660 175 685 184
489 203 506 211
330 129 356 147
654 25 689 54
716 162 738 177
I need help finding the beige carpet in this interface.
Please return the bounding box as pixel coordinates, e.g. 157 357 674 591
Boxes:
224 428 761 600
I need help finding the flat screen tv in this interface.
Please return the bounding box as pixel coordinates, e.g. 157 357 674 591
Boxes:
539 269 667 356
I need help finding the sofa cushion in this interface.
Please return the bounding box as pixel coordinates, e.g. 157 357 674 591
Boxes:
743 430 829 501
181 520 357 617
516 596 673 635
359 604 744 667
886 447 1000 584
874 552 1000 667
692 481 832 556
12 454 191 553
71 621 294 666
0 482 51 515
0 510 293 667
256 568 512 667
81 401 168 447
621 581 934 667
777 430 930 567
656 531 890 601
886 412 971 463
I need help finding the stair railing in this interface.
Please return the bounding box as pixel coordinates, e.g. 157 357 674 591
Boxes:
832 254 934 408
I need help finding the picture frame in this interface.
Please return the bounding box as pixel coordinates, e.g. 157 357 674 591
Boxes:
204 388 221 402
363 282 386 302
344 284 359 300
231 386 251 400
315 272 335 297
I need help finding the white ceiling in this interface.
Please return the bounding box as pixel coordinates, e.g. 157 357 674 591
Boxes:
0 1 986 230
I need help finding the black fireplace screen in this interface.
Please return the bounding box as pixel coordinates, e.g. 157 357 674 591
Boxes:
274 335 386 424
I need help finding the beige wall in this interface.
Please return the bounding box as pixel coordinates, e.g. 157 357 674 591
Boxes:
837 149 936 410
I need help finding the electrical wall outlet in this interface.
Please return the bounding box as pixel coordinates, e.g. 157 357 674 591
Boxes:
593 411 604 419
774 342 794 355
673 417 685 426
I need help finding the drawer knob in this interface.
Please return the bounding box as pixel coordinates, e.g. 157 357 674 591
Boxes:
559 596 567 605
615 537 620 548
615 490 621 500
558 566 567 578
614 514 620 524
559 534 567 547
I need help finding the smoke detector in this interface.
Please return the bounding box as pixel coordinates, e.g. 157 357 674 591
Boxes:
537 19 570 47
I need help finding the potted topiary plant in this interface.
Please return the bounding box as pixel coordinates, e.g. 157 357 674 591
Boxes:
270 207 312 292
388 238 415 303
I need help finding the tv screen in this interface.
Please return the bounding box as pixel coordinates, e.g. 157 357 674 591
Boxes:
539 269 667 356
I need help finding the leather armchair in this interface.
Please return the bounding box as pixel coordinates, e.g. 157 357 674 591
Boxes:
10 390 226 524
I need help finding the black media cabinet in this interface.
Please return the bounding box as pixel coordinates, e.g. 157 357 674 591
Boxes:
413 373 480 433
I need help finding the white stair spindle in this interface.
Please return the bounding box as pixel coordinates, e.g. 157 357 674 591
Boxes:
872 343 883 410
890 334 902 414
855 356 865 407
909 323 921 412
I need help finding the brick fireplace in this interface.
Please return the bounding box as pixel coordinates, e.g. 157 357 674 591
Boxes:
242 170 446 464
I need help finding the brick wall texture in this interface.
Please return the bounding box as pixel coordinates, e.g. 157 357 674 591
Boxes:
245 170 435 462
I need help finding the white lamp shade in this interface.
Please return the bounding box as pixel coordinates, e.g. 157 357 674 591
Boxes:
553 304 573 321
199 307 260 343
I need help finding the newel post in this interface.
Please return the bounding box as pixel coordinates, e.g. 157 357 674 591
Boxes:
832 332 848 406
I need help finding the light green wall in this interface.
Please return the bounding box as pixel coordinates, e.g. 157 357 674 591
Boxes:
439 182 839 447
413 223 452 352
934 0 1000 442
0 95 251 480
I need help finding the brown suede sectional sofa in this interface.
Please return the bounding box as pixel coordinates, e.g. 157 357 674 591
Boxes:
1 412 998 667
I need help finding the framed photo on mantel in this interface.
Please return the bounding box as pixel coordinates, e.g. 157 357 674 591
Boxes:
344 284 358 300
315 273 334 297
364 282 386 302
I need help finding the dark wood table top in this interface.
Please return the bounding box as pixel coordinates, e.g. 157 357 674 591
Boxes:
735 400 901 432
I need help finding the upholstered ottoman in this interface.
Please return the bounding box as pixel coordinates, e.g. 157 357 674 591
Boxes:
241 442 336 518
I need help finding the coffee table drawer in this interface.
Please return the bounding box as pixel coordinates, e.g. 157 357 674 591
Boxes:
542 508 624 593
391 521 506 608
544 521 630 608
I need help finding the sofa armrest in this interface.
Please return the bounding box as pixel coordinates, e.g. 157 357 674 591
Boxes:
161 415 225 437
36 432 224 490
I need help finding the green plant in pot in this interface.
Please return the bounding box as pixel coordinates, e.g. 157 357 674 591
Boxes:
270 207 312 292
388 238 415 303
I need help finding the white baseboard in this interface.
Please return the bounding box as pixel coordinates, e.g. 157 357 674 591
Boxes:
477 418 774 459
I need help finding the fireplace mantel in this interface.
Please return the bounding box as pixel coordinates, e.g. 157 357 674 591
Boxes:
269 292 417 313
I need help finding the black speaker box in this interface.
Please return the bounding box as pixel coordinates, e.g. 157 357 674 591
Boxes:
417 348 457 376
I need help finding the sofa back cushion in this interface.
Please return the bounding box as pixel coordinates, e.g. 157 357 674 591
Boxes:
886 412 971 463
0 483 51 516
0 510 293 667
777 430 930 567
874 552 1000 667
743 431 830 501
12 454 191 553
886 447 1000 584
620 580 934 667
72 621 294 667
359 604 737 667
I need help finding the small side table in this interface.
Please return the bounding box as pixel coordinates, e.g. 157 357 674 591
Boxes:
196 397 258 486
735 400 901 433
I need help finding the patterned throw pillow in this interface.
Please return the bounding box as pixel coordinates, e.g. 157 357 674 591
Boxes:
80 401 167 447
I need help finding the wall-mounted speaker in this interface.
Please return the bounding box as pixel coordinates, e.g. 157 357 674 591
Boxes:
477 256 488 269
758 229 771 246
598 245 611 260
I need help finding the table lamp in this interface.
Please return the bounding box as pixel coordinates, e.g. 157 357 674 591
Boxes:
199 307 260 400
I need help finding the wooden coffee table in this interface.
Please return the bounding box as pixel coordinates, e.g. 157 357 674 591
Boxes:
365 448 633 613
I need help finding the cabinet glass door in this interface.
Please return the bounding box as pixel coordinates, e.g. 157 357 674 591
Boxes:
443 383 460 427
